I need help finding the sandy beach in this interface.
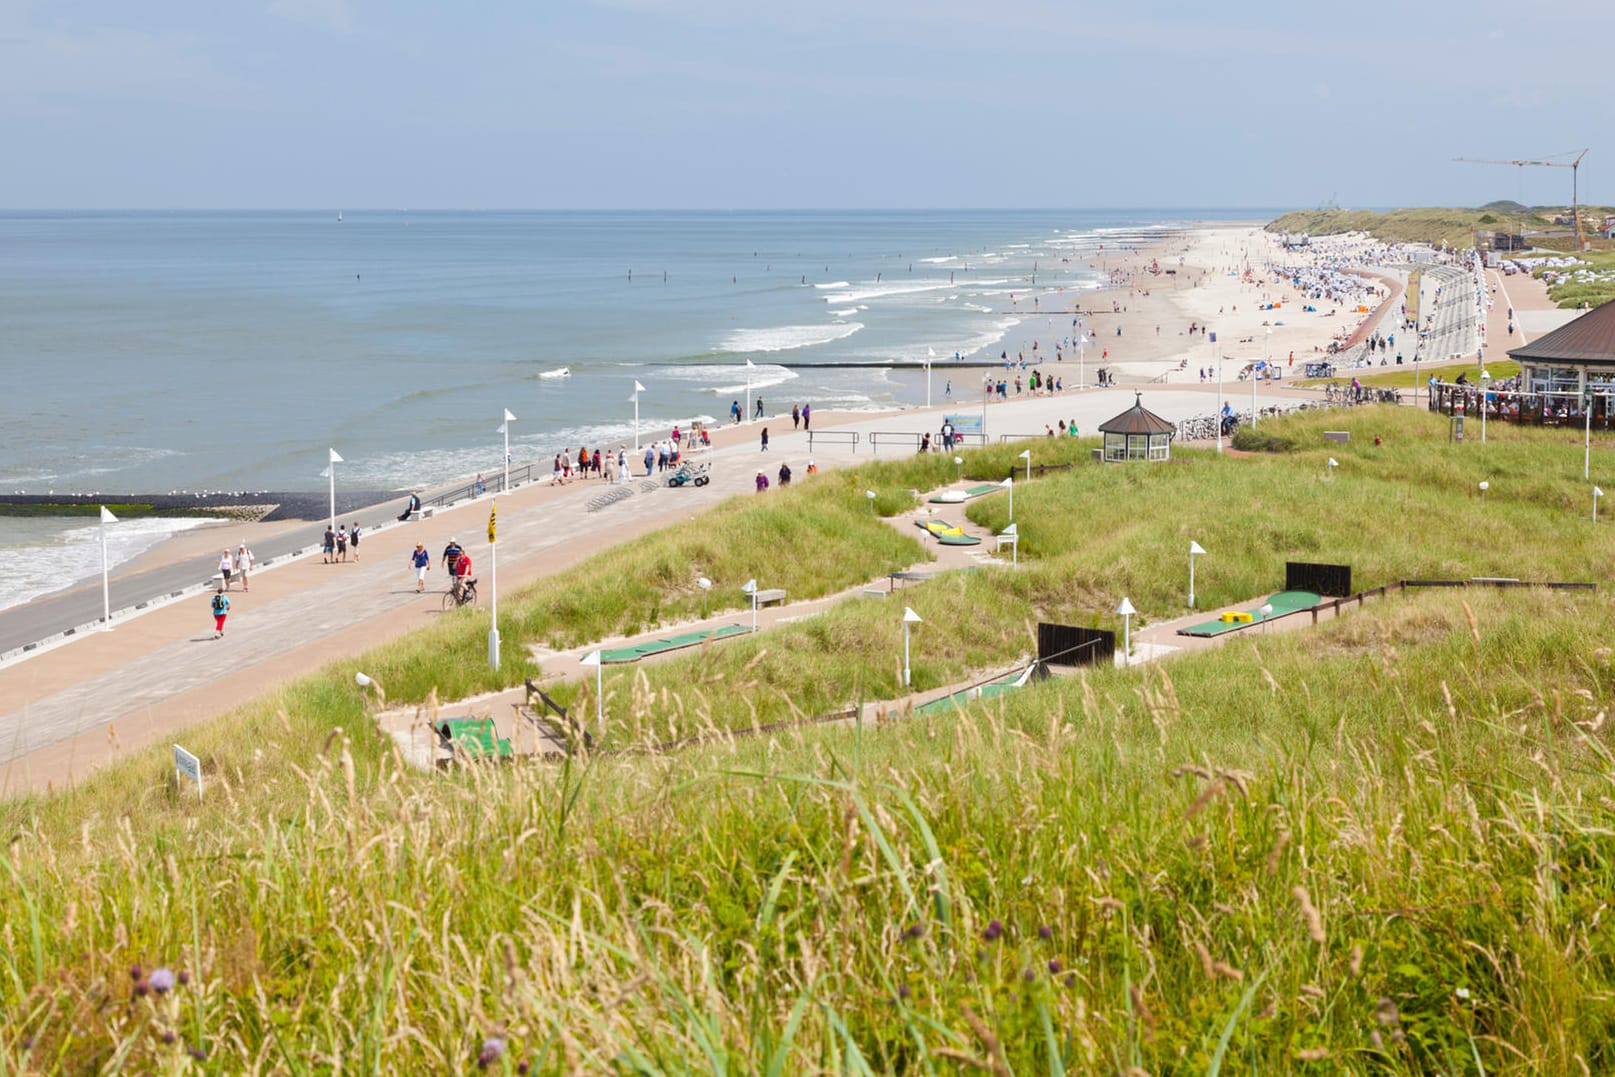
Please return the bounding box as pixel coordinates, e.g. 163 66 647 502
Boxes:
0 222 1452 795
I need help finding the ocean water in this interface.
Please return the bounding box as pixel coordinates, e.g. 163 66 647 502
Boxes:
0 208 1264 610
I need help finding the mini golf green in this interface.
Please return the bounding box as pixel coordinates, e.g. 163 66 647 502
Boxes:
600 624 750 663
1177 590 1322 637
916 671 1028 714
913 519 982 546
928 483 1003 504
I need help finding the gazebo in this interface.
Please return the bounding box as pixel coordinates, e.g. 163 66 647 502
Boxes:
1099 392 1176 462
1507 297 1615 394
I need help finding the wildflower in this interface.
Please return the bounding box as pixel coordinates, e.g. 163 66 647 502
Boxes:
518 1063 531 1076
177 970 191 986
161 1030 177 1046
1048 958 1064 974
1063 975 1076 988
1455 986 1471 1000
187 1045 206 1061
133 980 150 997
1037 925 1053 941
897 985 911 1000
905 923 925 939
478 1037 507 1070
148 968 176 994
129 965 144 981
982 919 1004 942
1023 969 1036 983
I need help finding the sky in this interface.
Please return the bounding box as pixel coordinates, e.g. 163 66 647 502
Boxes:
2 0 1611 210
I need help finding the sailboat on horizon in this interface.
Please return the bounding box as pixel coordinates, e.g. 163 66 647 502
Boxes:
337 211 344 222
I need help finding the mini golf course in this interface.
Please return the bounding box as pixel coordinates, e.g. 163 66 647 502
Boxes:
1177 590 1322 637
600 624 751 663
928 483 1002 504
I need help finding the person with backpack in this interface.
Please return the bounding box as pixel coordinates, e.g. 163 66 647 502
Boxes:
322 526 336 564
349 522 361 561
210 588 230 639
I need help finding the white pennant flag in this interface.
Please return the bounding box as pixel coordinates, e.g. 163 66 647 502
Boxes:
496 422 507 434
319 466 332 478
503 408 517 422
633 380 646 393
745 359 755 369
100 505 117 524
928 346 936 358
328 448 343 464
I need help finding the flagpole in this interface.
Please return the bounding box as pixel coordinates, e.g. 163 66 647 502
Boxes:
328 450 337 531
99 507 115 626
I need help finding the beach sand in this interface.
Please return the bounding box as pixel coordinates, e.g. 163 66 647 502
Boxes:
0 222 1410 796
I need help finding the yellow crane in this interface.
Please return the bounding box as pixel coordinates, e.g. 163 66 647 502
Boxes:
1455 149 1590 250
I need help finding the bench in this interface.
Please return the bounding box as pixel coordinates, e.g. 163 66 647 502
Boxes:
748 587 787 606
1323 431 1349 444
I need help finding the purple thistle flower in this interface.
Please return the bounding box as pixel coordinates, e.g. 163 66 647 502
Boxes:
1023 968 1036 983
983 919 1004 942
1038 925 1054 941
148 968 176 994
905 923 926 939
1048 958 1064 974
129 965 144 981
20 1036 33 1050
187 1045 207 1061
161 1030 177 1045
133 980 150 997
478 1036 507 1070
1063 974 1077 988
897 984 912 1000
177 970 191 986
517 1062 531 1076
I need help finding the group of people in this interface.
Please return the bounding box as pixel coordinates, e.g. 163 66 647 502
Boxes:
982 369 1065 400
728 397 813 430
409 538 475 597
321 521 363 563
210 542 255 638
755 458 815 492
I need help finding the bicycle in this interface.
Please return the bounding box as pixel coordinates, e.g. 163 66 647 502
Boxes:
443 577 479 611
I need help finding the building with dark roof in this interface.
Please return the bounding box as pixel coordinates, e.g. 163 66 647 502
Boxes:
1098 392 1176 462
1507 297 1615 394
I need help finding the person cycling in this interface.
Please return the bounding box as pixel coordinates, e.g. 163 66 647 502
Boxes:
441 539 464 598
452 551 474 600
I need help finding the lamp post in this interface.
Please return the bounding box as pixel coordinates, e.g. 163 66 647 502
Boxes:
632 381 646 451
1479 369 1491 443
1078 333 1088 389
1327 457 1338 478
325 448 343 531
982 376 990 438
745 359 755 422
1256 327 1270 429
925 347 934 408
697 576 712 619
1188 540 1205 609
98 507 116 626
1000 475 1013 524
1479 480 1489 504
1116 596 1135 660
902 606 922 686
1595 486 1604 523
487 500 500 670
954 455 963 483
1018 448 1031 481
579 650 603 736
500 409 516 492
1586 390 1596 479
742 578 759 633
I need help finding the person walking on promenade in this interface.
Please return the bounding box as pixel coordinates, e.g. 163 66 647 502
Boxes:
617 447 629 484
234 544 254 591
335 525 348 562
791 404 800 430
755 396 765 419
755 471 769 493
218 550 234 591
410 543 431 592
802 402 811 430
760 426 769 452
731 399 741 424
441 538 464 598
210 587 230 639
322 525 336 564
778 461 792 487
349 522 361 561
643 444 655 477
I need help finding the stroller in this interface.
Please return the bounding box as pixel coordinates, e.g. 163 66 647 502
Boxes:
666 458 711 487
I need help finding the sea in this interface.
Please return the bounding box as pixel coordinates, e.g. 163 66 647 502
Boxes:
0 208 1265 609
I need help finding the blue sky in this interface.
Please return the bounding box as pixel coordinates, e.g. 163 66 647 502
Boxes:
2 0 1610 210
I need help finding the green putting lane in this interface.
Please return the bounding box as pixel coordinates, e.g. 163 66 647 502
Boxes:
916 672 1026 715
927 483 1004 504
1178 591 1322 637
600 623 751 663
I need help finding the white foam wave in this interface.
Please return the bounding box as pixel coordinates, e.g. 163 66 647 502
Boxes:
829 307 858 318
0 515 221 613
919 256 956 264
813 281 851 289
649 363 802 396
719 323 862 353
819 281 955 304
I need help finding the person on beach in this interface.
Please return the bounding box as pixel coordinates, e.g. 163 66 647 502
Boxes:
234 544 253 591
657 442 669 472
349 522 361 561
553 453 564 485
603 450 617 483
617 447 629 483
441 539 464 596
592 448 602 476
731 400 741 424
755 471 769 493
408 543 430 591
643 444 655 476
791 404 800 430
452 549 473 598
218 550 234 590
760 427 769 452
755 396 765 419
474 472 486 496
802 403 810 430
778 462 792 486
322 526 336 564
210 588 230 639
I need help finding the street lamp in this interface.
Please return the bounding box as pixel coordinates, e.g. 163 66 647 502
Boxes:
1595 486 1604 523
697 576 712 619
1479 370 1491 443
1479 480 1489 504
1116 596 1136 659
579 650 603 735
632 381 646 451
742 578 759 633
1255 327 1271 429
1000 475 1013 524
1188 540 1205 609
953 455 963 482
1078 333 1088 389
902 606 922 686
325 447 343 531
499 409 516 492
1017 448 1031 481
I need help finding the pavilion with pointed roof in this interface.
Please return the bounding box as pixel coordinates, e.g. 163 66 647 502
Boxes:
1508 297 1615 394
1098 392 1176 462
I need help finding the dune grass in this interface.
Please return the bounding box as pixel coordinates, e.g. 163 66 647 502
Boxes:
5 407 1615 1072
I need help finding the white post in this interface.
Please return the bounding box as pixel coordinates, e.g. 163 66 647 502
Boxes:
745 360 754 422
1188 540 1205 609
1019 448 1031 482
902 606 922 687
1002 523 1018 567
501 408 516 492
1594 486 1603 523
99 505 116 628
1216 343 1223 453
1586 393 1594 480
633 381 646 451
926 348 934 408
1001 476 1013 524
1079 334 1086 389
743 579 758 633
327 448 343 531
488 532 499 670
1116 596 1135 660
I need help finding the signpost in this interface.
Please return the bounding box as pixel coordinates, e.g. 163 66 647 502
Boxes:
173 744 203 799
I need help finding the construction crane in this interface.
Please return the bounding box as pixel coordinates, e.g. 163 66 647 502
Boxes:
1455 149 1590 250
